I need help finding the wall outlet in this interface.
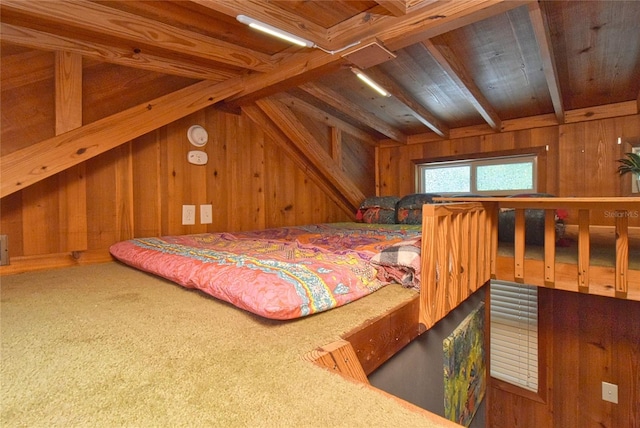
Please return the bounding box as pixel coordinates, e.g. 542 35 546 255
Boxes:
0 235 9 266
200 204 213 224
602 381 618 404
182 205 196 225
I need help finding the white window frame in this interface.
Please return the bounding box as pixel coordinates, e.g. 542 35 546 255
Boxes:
490 280 539 393
416 154 538 196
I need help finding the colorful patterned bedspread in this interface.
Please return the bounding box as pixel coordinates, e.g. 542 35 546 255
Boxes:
109 223 421 320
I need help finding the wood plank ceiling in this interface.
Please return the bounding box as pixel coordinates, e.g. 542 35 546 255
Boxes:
2 0 640 196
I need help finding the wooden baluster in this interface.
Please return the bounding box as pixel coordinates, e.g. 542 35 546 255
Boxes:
544 209 556 287
447 211 459 311
487 203 498 279
578 209 590 292
467 209 478 293
615 211 629 297
458 210 470 299
514 208 526 282
440 215 451 315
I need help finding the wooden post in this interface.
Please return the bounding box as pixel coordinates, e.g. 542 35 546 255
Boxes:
514 209 526 282
544 209 556 286
615 212 629 296
578 209 590 292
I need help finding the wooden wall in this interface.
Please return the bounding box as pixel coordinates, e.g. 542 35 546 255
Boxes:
378 115 640 226
488 289 640 428
0 46 372 273
377 114 640 426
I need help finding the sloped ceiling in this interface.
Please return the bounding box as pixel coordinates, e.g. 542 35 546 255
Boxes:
2 0 640 196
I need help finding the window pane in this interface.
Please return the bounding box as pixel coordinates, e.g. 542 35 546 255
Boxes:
476 162 533 192
422 166 470 193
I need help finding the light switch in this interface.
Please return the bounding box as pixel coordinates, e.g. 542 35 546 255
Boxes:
200 204 213 224
602 381 618 404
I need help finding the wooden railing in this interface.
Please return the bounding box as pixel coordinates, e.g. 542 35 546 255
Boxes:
440 197 640 302
419 202 495 329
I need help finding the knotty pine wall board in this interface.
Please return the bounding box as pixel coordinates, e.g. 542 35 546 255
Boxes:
378 115 639 226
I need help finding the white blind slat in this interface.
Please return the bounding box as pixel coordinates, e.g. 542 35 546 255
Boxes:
490 280 539 393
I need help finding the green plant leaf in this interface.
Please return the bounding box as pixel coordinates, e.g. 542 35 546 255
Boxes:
616 152 640 176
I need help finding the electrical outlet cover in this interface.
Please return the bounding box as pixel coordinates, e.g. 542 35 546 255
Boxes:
182 205 196 225
0 235 9 266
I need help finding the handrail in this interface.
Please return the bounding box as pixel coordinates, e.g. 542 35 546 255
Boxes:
436 197 640 301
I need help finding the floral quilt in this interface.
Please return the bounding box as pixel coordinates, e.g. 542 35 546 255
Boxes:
109 223 421 320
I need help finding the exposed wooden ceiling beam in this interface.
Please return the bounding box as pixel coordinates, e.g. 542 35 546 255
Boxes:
375 0 410 17
0 23 236 82
300 82 408 143
1 79 244 198
255 98 365 210
221 49 349 108
363 67 449 138
422 39 502 131
192 0 328 48
379 101 639 146
375 0 441 17
340 0 532 52
564 100 638 124
224 1 525 112
275 93 380 146
0 0 274 73
528 1 565 124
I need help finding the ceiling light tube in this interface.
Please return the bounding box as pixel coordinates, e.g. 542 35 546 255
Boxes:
351 68 391 97
237 15 315 48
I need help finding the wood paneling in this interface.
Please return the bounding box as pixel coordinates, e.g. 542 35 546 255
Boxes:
378 114 640 226
489 289 640 428
0 50 55 157
132 130 162 238
0 52 367 270
82 62 198 124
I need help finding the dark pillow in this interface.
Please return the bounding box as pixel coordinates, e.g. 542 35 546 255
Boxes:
498 193 564 246
395 193 441 224
356 196 400 224
359 196 400 210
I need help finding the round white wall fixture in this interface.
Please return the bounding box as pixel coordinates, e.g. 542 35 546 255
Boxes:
187 125 208 147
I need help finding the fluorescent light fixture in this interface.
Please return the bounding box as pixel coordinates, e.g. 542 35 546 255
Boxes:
237 15 315 48
351 68 391 97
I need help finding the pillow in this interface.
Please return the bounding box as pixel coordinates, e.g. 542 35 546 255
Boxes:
359 207 397 224
359 196 400 210
395 193 441 224
498 193 566 246
356 196 400 224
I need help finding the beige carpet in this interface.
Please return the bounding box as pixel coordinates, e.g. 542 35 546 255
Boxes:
1 262 451 427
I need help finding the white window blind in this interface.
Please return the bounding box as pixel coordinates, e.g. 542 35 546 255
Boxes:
490 280 539 392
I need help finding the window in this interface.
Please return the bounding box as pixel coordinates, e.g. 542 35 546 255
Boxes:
490 280 538 393
417 155 537 196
